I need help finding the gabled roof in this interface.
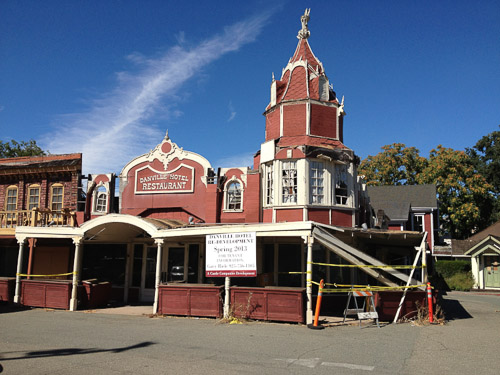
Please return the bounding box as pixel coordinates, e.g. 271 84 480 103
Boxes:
367 185 437 221
467 220 500 242
464 235 500 257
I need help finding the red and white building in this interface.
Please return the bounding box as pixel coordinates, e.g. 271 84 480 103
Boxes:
2 11 427 324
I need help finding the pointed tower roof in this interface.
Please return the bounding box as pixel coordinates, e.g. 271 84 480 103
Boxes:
268 9 336 108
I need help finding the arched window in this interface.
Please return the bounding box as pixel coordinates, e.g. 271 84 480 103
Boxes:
28 184 40 210
5 186 18 211
225 181 242 210
50 184 64 211
94 185 108 213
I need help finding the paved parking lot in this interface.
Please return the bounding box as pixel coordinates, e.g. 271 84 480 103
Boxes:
1 291 499 374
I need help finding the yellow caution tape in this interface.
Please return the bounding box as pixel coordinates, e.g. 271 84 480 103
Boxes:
16 272 77 277
321 284 427 293
307 261 425 269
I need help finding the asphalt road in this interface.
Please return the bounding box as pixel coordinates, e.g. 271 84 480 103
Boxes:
1 291 499 375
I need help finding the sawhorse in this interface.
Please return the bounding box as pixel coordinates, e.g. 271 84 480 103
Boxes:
343 289 380 328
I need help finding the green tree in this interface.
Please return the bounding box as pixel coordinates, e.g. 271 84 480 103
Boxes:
359 143 427 186
416 145 493 239
467 128 500 223
360 143 493 239
0 139 47 158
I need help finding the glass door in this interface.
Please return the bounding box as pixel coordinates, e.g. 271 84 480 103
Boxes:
137 246 157 302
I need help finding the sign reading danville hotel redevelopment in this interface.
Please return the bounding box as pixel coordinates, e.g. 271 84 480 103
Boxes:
205 232 257 277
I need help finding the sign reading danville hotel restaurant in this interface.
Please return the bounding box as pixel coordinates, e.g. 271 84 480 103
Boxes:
206 232 257 277
135 165 194 194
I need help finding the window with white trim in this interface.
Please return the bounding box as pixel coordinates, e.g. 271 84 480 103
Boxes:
50 184 63 211
94 185 108 213
335 164 349 205
282 160 297 204
225 181 242 210
265 163 273 205
310 161 324 204
6 186 18 211
28 185 40 210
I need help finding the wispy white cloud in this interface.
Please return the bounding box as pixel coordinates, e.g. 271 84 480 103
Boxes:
42 11 273 174
227 101 236 122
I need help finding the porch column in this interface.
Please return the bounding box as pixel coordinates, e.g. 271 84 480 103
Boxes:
14 237 27 304
153 239 164 314
70 237 83 311
123 243 133 303
305 235 314 325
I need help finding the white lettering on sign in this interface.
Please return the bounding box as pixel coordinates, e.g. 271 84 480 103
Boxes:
134 164 194 194
206 232 257 277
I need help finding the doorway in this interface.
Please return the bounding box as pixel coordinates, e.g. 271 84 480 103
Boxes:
132 244 157 303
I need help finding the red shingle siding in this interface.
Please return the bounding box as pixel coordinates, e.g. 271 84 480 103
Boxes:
283 104 306 137
424 213 433 249
291 39 322 72
278 135 346 149
276 209 303 222
244 173 260 222
308 209 329 225
283 66 307 101
331 209 353 227
262 208 273 223
310 104 337 138
266 108 281 141
309 77 320 100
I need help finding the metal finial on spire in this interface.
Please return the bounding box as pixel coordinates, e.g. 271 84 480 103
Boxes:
297 8 311 39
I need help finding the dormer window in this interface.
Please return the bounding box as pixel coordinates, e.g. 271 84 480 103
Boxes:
225 180 242 211
94 185 108 213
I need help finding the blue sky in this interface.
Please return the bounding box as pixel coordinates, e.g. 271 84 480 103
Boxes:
1 0 499 174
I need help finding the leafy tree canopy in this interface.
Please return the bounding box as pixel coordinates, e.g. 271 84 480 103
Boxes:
359 143 427 186
360 143 494 240
417 145 493 239
0 139 47 158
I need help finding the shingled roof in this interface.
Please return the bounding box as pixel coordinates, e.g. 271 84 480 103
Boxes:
367 185 437 221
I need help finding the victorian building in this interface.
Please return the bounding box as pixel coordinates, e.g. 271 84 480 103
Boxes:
2 11 427 323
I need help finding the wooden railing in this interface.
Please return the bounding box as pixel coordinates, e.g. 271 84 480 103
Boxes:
0 208 77 229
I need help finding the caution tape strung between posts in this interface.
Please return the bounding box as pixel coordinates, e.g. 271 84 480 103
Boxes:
309 280 426 292
16 272 77 277
307 261 425 269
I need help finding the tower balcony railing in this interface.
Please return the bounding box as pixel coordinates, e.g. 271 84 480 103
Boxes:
0 208 77 232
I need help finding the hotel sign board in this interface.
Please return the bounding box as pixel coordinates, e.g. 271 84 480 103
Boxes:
205 232 257 277
135 165 194 194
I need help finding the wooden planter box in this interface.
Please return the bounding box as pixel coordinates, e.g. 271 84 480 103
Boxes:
374 291 431 321
158 284 223 318
21 279 72 310
230 286 305 323
0 277 16 303
79 280 112 309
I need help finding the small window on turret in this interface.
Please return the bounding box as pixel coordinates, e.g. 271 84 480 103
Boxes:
282 161 297 204
310 161 324 204
335 164 349 205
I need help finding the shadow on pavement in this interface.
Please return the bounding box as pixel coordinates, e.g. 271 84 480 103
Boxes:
0 341 155 362
440 295 473 320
